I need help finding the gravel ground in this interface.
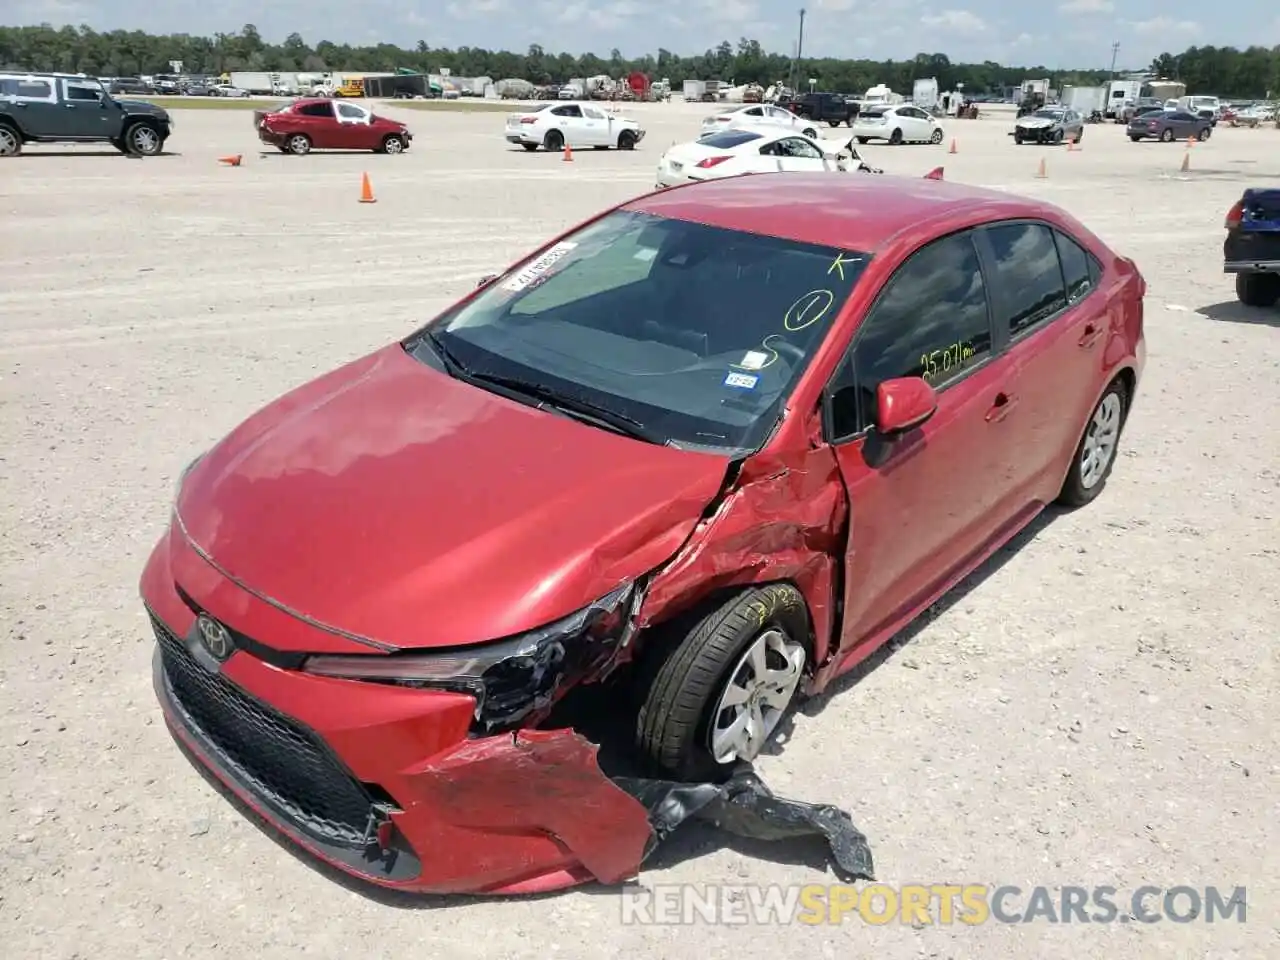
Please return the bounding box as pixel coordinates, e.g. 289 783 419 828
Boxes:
1 100 1277 958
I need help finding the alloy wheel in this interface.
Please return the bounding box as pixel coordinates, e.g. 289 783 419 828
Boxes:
708 629 805 764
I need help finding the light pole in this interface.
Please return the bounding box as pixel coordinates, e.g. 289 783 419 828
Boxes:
1109 41 1119 79
789 9 806 92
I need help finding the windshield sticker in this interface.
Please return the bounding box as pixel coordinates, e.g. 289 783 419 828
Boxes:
738 350 771 370
724 372 759 390
500 241 578 292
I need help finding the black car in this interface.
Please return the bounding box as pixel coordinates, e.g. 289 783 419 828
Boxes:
1224 188 1280 307
108 77 154 96
0 72 172 157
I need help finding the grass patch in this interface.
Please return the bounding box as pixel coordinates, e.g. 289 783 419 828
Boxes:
136 96 282 110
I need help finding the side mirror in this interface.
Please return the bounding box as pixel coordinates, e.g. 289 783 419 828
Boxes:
876 377 937 435
476 274 497 288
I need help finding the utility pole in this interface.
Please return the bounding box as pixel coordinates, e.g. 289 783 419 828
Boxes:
789 8 806 92
1109 42 1119 79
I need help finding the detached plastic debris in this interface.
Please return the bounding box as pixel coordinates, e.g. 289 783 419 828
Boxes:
611 766 875 883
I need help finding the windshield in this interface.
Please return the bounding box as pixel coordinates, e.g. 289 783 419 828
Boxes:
1033 109 1063 119
862 108 888 118
697 129 763 148
406 211 870 455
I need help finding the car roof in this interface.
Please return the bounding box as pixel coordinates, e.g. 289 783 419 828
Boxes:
626 174 1038 252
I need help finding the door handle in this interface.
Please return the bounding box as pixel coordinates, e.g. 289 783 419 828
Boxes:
65 104 77 109
1078 323 1102 348
985 391 1018 423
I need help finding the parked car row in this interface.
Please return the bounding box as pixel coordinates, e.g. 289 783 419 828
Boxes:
701 102 944 147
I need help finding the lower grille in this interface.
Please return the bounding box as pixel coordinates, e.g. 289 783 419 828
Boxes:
153 615 377 848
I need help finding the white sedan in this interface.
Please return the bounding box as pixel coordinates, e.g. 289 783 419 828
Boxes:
699 104 821 140
212 84 252 98
851 104 945 145
654 127 880 189
505 101 645 152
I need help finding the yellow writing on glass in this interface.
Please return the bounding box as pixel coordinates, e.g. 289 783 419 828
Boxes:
730 289 836 372
828 252 859 282
920 340 976 381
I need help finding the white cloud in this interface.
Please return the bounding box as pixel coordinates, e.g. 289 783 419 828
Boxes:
446 0 506 18
1011 32 1035 45
1058 0 1114 12
817 0 858 10
920 9 987 34
1120 16 1201 34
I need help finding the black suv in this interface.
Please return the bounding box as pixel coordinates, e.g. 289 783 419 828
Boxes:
0 72 172 157
777 92 857 127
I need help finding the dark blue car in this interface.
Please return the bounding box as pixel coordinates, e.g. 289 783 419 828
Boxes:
1224 189 1280 306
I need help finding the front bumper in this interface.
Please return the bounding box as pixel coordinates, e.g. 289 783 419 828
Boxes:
143 525 653 895
1014 127 1059 142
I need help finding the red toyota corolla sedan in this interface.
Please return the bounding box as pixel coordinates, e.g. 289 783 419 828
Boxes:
255 98 412 155
144 173 1145 895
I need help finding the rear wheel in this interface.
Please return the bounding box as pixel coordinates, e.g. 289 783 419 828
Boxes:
521 143 538 152
287 133 311 155
0 124 20 157
1057 379 1129 507
544 129 564 152
1160 128 1174 142
1236 272 1280 307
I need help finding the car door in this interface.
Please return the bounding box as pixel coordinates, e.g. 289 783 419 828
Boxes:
973 220 1102 511
825 229 1020 662
59 77 116 139
1168 111 1193 137
772 136 831 172
2 76 60 138
580 105 610 145
548 104 585 145
334 101 377 148
897 106 925 140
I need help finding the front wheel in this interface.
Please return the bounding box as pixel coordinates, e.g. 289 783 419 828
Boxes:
889 128 904 145
1057 379 1129 507
1160 128 1174 142
1197 127 1210 141
125 122 163 156
856 136 869 144
1236 272 1280 307
1015 133 1024 145
802 127 817 140
287 133 312 155
827 120 840 128
617 129 637 150
380 134 406 154
930 128 944 144
1129 134 1141 141
636 584 810 781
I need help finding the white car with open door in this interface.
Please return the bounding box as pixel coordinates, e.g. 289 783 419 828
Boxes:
505 101 645 152
655 127 881 189
699 104 820 140
851 103 945 145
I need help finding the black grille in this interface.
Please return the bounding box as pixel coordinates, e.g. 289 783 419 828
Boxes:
153 615 377 848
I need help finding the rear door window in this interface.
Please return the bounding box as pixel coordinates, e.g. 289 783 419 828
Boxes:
1053 231 1098 303
983 222 1069 338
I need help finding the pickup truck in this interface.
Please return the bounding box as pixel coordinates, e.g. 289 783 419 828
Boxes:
0 71 173 157
776 92 857 127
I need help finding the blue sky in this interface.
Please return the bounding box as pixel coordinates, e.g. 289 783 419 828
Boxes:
14 0 1276 69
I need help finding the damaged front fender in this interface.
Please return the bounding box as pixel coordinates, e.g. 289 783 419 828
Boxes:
404 728 873 894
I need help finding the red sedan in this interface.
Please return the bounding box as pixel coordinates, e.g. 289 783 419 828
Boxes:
145 173 1145 895
255 98 412 155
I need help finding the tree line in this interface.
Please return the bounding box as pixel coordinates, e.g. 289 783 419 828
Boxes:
2 23 1278 98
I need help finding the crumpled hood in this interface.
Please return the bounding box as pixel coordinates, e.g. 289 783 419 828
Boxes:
175 345 729 649
1017 117 1057 128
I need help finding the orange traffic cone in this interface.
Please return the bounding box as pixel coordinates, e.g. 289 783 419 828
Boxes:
1035 157 1047 178
218 154 242 166
1180 150 1190 173
1186 135 1195 148
948 138 957 154
1067 136 1078 151
358 172 376 203
563 144 573 162
924 166 944 180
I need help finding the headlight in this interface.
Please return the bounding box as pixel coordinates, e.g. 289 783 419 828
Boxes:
301 582 638 732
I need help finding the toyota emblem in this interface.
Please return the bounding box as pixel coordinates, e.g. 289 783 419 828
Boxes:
196 614 234 661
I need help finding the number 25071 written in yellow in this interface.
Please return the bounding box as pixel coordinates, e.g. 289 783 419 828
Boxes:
920 340 976 381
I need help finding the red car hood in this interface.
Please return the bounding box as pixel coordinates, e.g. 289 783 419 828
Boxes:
175 345 728 650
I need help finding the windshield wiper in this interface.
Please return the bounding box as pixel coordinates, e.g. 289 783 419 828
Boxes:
413 329 468 376
465 371 663 445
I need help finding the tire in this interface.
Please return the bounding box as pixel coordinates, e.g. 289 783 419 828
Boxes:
287 133 311 155
1160 128 1174 142
544 129 564 152
1075 129 1083 143
1236 272 1280 307
827 120 840 128
802 128 817 140
1053 129 1063 144
1129 135 1141 142
636 583 810 781
1014 133 1023 145
521 143 538 152
1057 378 1129 508
856 136 869 144
124 121 163 156
889 128 903 145
380 133 406 154
930 128 944 144
617 129 636 150
1197 127 1210 141
0 124 20 157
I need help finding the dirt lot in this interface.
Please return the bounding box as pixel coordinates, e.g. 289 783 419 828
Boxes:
2 100 1277 958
